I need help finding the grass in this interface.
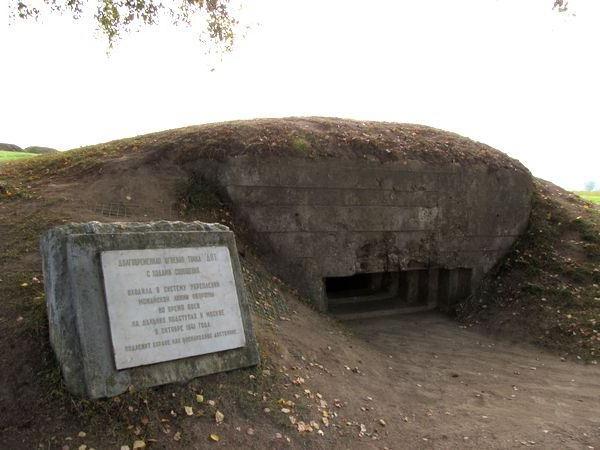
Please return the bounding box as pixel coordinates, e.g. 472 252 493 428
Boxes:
0 151 38 163
575 191 600 204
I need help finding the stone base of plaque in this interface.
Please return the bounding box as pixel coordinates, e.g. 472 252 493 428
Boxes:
40 221 260 399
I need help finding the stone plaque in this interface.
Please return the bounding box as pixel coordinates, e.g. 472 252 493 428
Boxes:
40 221 259 398
101 247 246 369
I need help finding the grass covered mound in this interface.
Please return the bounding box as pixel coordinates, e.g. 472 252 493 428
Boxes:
458 179 600 362
1 117 530 175
23 146 59 154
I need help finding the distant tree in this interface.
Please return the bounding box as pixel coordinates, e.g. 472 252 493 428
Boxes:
584 181 597 192
10 0 239 50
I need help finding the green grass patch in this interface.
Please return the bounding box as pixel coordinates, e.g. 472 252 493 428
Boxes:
0 150 38 163
575 191 600 204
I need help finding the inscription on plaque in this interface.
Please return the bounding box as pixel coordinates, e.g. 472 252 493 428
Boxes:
101 246 246 369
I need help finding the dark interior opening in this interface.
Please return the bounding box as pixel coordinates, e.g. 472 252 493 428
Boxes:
325 273 385 299
326 267 474 317
325 270 429 316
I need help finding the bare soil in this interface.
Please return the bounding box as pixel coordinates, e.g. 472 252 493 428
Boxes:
344 312 600 448
0 120 598 449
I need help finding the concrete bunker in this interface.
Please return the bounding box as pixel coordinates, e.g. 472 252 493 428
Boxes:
184 119 533 318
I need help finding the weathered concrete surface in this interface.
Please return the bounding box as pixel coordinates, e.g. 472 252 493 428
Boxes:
40 221 259 398
193 154 532 317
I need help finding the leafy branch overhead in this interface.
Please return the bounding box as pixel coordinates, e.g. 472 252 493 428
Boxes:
553 0 569 13
12 0 239 49
10 0 570 50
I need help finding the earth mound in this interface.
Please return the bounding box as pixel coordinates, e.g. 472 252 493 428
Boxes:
0 118 598 449
24 146 60 154
82 117 530 172
0 143 23 152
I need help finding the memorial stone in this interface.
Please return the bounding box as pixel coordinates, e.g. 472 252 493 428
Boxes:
40 221 259 399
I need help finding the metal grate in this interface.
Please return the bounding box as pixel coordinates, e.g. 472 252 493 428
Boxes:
91 202 179 220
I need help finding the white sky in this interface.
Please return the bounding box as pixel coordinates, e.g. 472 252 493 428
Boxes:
1 0 598 190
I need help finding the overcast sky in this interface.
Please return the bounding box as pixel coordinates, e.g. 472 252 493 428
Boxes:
1 0 598 190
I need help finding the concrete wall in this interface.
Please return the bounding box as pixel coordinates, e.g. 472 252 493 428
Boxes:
195 156 532 317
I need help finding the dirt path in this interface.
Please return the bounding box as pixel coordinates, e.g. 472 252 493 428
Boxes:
340 312 599 448
269 306 599 449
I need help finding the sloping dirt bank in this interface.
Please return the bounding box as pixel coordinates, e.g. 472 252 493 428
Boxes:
458 179 599 362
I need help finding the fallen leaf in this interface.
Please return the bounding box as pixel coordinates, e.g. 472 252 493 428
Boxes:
215 410 224 423
196 394 204 403
184 406 194 416
173 432 181 442
297 422 308 432
209 434 220 442
132 441 146 450
78 432 87 438
277 398 294 407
